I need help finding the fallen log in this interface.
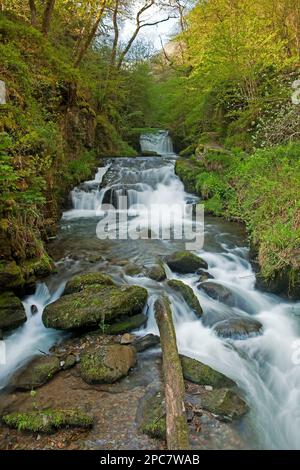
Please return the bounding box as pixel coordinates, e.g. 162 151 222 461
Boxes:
154 296 190 450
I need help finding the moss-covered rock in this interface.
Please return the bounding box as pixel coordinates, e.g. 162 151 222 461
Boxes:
0 261 24 291
42 284 148 330
180 355 235 388
79 344 136 384
12 355 61 390
21 253 55 280
0 291 26 331
124 263 143 276
105 313 147 335
165 251 208 274
62 354 77 370
167 279 202 317
2 409 93 433
138 385 166 439
200 388 248 420
213 317 263 340
146 264 166 282
64 272 114 295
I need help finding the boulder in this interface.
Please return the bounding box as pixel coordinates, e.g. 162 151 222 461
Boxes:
213 317 263 340
133 334 160 352
2 409 93 433
62 354 77 370
199 281 235 306
0 292 27 331
198 270 214 283
79 344 136 384
146 264 166 282
199 388 248 421
42 284 148 330
64 272 114 295
180 355 235 388
105 313 147 335
0 261 24 292
167 279 202 317
12 355 61 390
124 263 143 276
165 251 208 274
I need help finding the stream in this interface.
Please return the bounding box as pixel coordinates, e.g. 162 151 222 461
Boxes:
1 131 300 449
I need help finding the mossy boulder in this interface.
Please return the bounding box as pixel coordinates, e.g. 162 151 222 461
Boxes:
165 251 208 274
64 272 114 295
200 388 248 420
79 344 136 384
146 264 166 281
0 261 24 291
62 354 77 370
167 279 202 317
12 355 61 390
21 254 55 280
2 409 93 433
42 284 148 330
213 317 263 340
105 313 147 335
124 263 143 276
138 385 166 439
0 291 27 331
180 355 235 388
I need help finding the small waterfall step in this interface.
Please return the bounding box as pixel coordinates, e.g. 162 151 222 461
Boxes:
140 130 174 156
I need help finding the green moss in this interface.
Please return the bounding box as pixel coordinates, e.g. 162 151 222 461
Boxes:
43 284 148 330
2 409 93 433
12 355 61 390
139 389 166 440
167 280 202 317
180 355 235 388
105 313 147 334
64 272 114 295
0 291 26 330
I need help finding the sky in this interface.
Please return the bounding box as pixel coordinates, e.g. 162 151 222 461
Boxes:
121 2 180 50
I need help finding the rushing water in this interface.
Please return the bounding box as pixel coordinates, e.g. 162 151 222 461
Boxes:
1 136 300 449
140 130 174 156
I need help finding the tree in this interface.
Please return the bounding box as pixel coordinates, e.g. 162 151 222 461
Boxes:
42 0 56 36
28 0 37 27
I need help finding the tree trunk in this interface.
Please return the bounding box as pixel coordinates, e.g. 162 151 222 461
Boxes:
42 0 56 36
29 0 37 27
154 296 190 450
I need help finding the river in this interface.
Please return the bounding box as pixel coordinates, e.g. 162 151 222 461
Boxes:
1 131 300 449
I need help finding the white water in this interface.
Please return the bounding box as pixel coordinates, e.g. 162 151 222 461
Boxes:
0 283 65 389
2 143 300 449
140 130 174 156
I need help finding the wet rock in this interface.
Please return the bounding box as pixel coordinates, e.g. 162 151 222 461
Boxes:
0 329 3 340
198 270 214 283
124 263 143 276
120 333 136 344
0 261 24 292
165 251 208 274
146 264 166 282
199 388 248 421
213 317 263 340
180 355 235 388
42 284 148 330
31 304 38 315
79 344 136 384
137 384 166 439
167 279 202 317
62 354 77 370
2 409 93 433
198 282 235 306
64 272 114 295
105 313 147 335
12 355 61 390
133 334 160 352
0 292 27 331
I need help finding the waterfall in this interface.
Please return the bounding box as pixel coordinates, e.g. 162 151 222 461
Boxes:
140 130 174 156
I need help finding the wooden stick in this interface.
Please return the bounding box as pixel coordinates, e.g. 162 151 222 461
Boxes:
154 296 190 450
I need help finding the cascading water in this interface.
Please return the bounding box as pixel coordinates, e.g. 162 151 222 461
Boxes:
3 143 300 449
140 130 174 156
